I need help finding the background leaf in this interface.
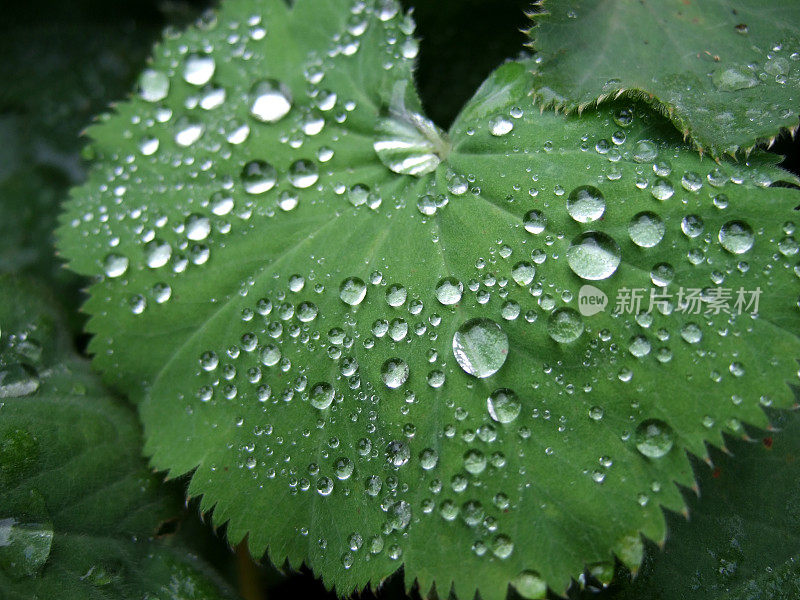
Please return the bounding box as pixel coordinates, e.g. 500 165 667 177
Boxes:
0 275 240 600
57 0 800 597
528 0 800 156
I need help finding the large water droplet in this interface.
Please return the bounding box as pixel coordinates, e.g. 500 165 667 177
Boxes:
566 232 621 280
713 66 759 91
288 159 319 189
453 318 509 378
183 53 216 86
138 69 169 102
103 253 129 278
310 382 335 410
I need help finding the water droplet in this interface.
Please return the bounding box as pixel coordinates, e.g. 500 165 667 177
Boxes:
310 382 335 410
651 178 674 201
103 253 129 278
719 221 754 254
374 83 448 176
183 53 215 86
288 159 319 189
628 212 665 248
489 116 514 137
513 570 547 599
435 277 463 305
487 389 521 423
250 80 293 123
339 278 367 306
242 161 277 195
0 364 40 398
713 66 759 91
452 318 509 378
633 140 658 163
185 214 211 241
138 69 169 102
566 232 621 280
567 186 605 223
681 215 704 238
523 210 547 234
635 419 674 458
381 358 409 389
547 308 584 343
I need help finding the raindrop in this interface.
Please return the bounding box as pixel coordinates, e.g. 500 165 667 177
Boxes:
242 161 277 194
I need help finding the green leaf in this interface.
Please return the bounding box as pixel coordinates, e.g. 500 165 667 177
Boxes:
0 275 239 600
57 0 800 597
562 409 800 600
527 0 800 156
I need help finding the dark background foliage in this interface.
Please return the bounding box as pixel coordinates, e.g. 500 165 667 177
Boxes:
2 1 798 599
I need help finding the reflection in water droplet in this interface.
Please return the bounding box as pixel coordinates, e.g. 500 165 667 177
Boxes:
288 160 319 189
523 210 546 234
183 53 216 86
103 254 129 278
0 364 40 398
453 318 509 378
566 232 621 280
513 570 547 600
635 419 674 458
138 69 169 102
547 308 584 343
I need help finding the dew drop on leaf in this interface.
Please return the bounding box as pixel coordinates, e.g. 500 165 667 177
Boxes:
547 308 584 343
566 232 621 280
250 79 293 123
452 318 509 378
634 419 675 458
567 185 605 223
719 220 755 254
487 388 521 423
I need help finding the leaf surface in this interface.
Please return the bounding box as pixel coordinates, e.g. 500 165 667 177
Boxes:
57 0 800 597
528 0 800 156
0 276 239 600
